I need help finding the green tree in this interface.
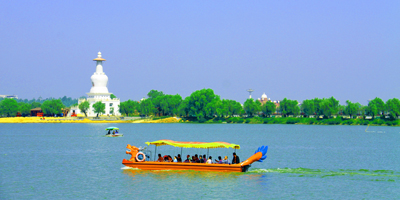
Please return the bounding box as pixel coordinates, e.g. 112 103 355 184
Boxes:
158 94 182 116
138 98 155 116
31 102 41 109
319 97 339 118
366 104 378 118
92 101 105 117
183 88 220 120
119 101 128 116
344 100 358 118
147 90 164 99
366 97 385 118
120 100 139 116
78 101 90 117
177 99 189 117
262 101 276 117
0 98 19 117
18 102 31 116
205 97 222 118
147 90 166 116
355 103 365 116
301 99 315 117
386 98 400 120
110 107 115 116
110 94 117 99
41 99 64 116
243 98 262 116
312 98 323 116
279 98 300 117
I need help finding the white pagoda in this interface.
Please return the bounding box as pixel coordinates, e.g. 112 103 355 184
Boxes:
69 52 120 117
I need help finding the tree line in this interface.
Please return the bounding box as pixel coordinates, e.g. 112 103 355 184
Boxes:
1 89 399 121
0 96 78 117
117 89 400 121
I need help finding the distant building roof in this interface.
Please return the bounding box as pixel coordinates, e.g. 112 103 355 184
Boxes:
31 107 42 111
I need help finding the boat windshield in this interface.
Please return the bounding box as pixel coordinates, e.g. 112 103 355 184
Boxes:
145 139 240 149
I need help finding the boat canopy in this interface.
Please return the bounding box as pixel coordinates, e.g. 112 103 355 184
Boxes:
105 127 119 130
145 139 240 149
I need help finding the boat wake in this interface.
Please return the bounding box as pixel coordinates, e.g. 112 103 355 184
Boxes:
121 166 140 170
248 168 399 181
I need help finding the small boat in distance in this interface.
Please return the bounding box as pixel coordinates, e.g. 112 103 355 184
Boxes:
122 140 268 172
105 127 123 137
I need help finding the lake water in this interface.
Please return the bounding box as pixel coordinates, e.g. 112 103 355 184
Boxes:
1 123 399 199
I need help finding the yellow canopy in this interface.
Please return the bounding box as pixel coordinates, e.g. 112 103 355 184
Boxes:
145 139 240 149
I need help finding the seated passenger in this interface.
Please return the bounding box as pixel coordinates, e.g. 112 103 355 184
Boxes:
173 156 178 162
168 155 173 162
199 156 204 163
156 154 164 162
164 155 168 162
215 156 223 164
222 156 229 164
177 154 182 162
206 156 213 164
184 155 190 163
191 156 196 163
203 154 207 163
194 154 199 162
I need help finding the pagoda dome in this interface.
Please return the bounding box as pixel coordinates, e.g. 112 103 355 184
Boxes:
261 93 267 100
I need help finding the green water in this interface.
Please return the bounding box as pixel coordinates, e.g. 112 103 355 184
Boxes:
1 123 399 199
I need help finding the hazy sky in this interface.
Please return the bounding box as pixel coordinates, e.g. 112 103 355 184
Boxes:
1 1 399 104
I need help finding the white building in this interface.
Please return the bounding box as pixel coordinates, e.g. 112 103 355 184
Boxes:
0 95 18 99
69 52 120 117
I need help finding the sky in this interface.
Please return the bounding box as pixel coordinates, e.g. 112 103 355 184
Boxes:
1 1 399 105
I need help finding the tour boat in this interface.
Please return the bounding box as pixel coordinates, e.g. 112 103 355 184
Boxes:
105 127 123 137
122 140 268 172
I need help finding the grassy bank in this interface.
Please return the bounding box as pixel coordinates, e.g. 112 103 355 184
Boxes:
2 116 398 126
0 117 179 123
180 116 400 126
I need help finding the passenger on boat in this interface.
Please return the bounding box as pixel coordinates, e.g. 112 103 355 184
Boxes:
232 152 240 164
107 130 111 135
156 154 164 162
199 156 204 163
163 155 169 162
215 156 223 164
191 156 196 163
177 154 182 162
168 155 173 162
206 156 213 164
116 130 119 134
184 155 190 163
112 130 115 135
173 156 178 162
222 156 229 164
203 154 207 163
194 154 199 162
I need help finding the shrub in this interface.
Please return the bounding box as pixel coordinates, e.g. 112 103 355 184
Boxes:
198 117 207 123
245 119 251 123
286 118 300 124
322 118 341 125
342 120 354 125
226 118 232 123
371 119 384 125
263 118 272 124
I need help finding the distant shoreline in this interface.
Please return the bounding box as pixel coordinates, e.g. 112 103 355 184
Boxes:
0 116 399 126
